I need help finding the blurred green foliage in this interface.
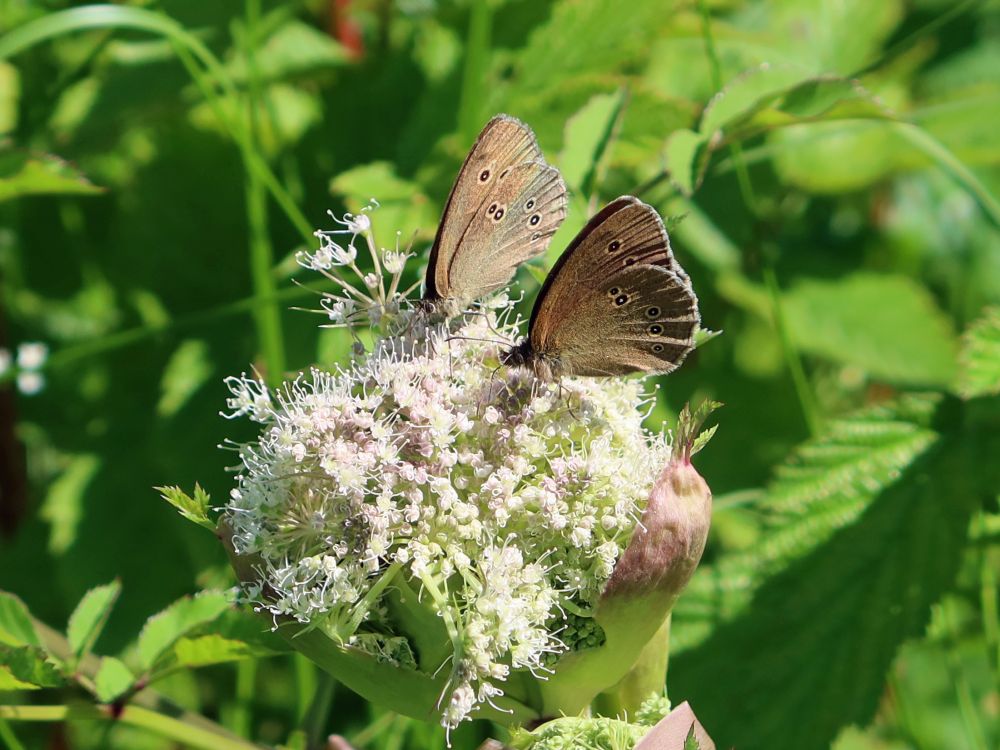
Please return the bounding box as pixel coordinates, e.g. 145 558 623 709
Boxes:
0 1 998 749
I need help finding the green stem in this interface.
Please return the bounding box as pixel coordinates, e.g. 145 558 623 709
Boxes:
457 1 493 141
592 614 671 718
232 659 257 739
301 672 336 748
0 705 263 750
0 717 27 750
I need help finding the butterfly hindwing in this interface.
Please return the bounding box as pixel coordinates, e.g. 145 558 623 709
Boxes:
527 197 699 377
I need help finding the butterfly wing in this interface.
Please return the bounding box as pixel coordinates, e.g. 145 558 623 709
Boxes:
425 115 566 305
528 197 699 376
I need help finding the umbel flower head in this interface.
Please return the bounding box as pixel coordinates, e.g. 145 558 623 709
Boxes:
217 205 714 731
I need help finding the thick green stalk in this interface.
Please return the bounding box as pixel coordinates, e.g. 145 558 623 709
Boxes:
592 615 671 718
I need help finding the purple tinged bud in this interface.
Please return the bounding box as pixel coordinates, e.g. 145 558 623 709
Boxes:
537 402 717 717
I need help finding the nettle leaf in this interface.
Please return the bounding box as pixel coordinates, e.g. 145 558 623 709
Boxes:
67 580 121 659
0 150 103 202
783 272 959 387
157 484 214 531
674 394 940 650
94 656 134 703
0 645 65 690
671 394 982 750
136 591 231 671
0 591 40 647
957 307 1000 398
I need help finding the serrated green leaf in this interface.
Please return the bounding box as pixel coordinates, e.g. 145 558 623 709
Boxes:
559 90 626 196
157 484 214 530
0 592 40 647
94 656 134 703
169 635 256 668
136 591 230 671
783 272 959 386
675 394 940 651
672 394 983 750
67 580 121 659
957 307 1000 398
0 150 102 202
683 726 701 750
0 645 64 690
198 608 288 655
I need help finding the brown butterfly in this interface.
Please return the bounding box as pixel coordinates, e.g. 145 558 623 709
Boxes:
422 115 567 318
502 196 700 379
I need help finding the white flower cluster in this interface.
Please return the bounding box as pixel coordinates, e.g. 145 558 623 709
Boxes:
222 307 669 727
297 199 419 331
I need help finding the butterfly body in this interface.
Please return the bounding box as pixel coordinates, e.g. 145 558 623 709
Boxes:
502 196 700 379
422 115 567 317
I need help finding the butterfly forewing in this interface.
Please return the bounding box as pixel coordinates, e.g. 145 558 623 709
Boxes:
425 115 564 305
446 160 566 301
528 197 699 377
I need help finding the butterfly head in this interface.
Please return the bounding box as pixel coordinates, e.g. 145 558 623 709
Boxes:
500 339 558 381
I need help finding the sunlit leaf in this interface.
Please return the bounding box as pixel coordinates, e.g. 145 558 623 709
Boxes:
330 162 437 245
94 656 134 702
0 645 64 690
169 634 257 668
0 150 102 202
0 592 40 648
559 89 626 196
136 591 231 670
157 484 214 531
67 580 121 659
